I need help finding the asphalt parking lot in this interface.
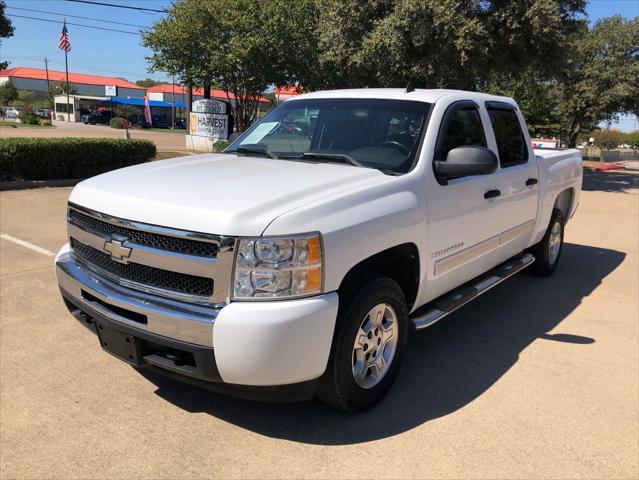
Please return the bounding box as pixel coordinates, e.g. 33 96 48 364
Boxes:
1 170 637 479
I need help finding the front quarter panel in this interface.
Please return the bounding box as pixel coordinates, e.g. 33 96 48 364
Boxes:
262 173 428 297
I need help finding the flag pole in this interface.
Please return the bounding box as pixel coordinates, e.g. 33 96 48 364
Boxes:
64 19 71 121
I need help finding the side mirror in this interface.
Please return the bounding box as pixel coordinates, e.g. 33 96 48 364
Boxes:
434 146 498 180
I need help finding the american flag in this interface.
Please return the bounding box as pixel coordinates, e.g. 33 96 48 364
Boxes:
58 20 71 53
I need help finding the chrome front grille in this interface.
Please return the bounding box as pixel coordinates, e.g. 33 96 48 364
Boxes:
67 203 235 305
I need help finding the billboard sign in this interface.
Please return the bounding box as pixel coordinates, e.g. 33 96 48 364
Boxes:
190 99 230 139
105 85 117 96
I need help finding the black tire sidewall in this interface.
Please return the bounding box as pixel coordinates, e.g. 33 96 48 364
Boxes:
533 208 565 275
322 277 409 411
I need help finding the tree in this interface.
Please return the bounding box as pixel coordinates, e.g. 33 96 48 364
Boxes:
0 1 13 70
593 129 624 152
143 0 317 131
0 79 17 107
558 16 639 147
310 0 586 90
623 131 639 153
135 78 160 88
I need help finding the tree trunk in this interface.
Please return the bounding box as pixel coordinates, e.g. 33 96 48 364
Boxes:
186 79 193 132
568 118 581 148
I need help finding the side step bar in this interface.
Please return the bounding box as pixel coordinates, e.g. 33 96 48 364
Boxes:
410 253 535 330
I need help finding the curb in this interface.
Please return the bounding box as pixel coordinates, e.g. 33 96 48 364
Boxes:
0 178 84 191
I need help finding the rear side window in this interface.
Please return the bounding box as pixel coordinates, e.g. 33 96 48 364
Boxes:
487 108 528 167
437 106 486 159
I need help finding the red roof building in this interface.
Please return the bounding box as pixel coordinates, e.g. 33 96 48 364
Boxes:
0 66 145 98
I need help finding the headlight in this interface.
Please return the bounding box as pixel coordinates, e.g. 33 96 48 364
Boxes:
232 233 323 300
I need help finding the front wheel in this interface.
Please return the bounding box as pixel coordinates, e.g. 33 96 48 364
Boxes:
316 277 409 412
530 208 564 276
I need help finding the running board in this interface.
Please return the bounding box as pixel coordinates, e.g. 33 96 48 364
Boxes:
410 253 535 330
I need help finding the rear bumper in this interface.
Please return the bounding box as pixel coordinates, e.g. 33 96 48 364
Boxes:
55 244 339 400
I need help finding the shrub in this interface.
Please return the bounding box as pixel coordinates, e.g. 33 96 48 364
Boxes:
20 115 41 125
39 118 52 127
109 117 129 129
593 129 624 152
212 140 229 152
0 137 156 181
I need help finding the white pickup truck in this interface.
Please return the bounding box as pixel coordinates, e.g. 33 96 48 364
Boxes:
55 89 582 411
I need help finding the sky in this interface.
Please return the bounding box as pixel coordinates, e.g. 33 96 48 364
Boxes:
1 0 638 129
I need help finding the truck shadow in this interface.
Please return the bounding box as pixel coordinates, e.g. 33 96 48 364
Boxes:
582 170 639 193
140 242 624 445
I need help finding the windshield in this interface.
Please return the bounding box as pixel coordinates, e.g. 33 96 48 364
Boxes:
226 98 431 174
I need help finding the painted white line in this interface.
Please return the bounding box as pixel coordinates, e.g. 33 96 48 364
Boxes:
0 233 55 257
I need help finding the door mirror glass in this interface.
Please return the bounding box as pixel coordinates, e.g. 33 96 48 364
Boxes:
434 146 498 179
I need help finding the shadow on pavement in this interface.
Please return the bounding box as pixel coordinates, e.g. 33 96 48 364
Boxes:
583 170 639 193
140 243 624 445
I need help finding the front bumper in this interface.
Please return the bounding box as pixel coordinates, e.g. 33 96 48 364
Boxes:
55 244 339 400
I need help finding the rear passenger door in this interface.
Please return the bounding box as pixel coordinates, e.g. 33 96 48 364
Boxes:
425 100 505 299
485 102 539 258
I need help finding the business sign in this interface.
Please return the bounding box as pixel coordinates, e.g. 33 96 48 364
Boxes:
190 99 230 139
105 85 117 96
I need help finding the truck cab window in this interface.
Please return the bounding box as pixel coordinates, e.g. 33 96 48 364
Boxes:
437 106 486 159
487 108 528 167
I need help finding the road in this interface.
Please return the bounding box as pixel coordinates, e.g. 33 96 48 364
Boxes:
0 120 187 150
1 170 637 479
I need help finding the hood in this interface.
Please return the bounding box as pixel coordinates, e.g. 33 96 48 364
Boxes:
69 153 387 236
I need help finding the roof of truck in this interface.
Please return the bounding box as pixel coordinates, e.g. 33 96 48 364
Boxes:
290 88 515 104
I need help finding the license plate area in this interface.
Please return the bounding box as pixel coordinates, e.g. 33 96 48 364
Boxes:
95 321 144 366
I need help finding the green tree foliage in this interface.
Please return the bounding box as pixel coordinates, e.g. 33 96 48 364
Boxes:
559 16 639 147
143 0 317 130
622 131 639 153
0 1 14 70
135 78 161 88
311 0 586 90
593 129 624 152
0 79 18 107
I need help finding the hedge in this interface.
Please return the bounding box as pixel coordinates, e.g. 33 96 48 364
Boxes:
0 137 157 181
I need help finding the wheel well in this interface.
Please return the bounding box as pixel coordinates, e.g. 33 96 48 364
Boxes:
338 243 420 310
554 188 574 220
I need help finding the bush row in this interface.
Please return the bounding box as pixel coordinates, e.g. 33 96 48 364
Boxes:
0 137 157 181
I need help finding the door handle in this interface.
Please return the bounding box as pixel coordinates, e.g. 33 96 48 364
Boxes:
484 189 501 199
526 178 538 186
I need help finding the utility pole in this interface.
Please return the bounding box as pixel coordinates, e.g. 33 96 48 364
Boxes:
171 72 175 129
44 57 50 90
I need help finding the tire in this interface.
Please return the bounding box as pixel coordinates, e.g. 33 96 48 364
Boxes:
316 276 409 412
529 208 564 276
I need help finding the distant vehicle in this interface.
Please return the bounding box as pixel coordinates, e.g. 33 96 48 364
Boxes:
34 109 51 117
83 111 112 125
4 107 20 118
175 117 187 129
151 115 171 129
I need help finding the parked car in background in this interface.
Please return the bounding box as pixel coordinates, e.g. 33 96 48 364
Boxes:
3 107 20 118
34 108 52 117
55 88 583 412
83 111 112 125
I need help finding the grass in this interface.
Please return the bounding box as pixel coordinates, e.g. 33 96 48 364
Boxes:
153 151 192 161
0 121 55 129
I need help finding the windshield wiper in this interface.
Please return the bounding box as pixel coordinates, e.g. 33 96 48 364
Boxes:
301 152 364 168
236 145 278 159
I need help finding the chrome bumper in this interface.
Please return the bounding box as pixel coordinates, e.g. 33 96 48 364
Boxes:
55 245 221 347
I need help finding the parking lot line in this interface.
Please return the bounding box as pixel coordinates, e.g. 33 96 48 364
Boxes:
0 233 55 257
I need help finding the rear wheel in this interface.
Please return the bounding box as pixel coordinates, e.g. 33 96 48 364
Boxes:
530 208 564 276
316 277 409 412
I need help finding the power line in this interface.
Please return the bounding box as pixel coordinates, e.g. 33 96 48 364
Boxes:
64 0 165 14
7 14 142 36
6 6 149 29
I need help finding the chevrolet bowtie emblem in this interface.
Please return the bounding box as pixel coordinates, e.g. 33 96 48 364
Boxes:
103 237 132 263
